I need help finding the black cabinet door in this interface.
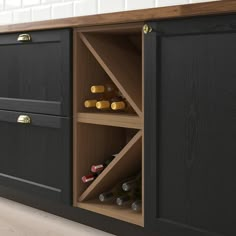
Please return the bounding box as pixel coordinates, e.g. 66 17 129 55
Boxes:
144 15 236 236
0 110 71 204
0 29 71 116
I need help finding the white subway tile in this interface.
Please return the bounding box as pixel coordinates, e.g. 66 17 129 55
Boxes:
0 11 12 25
0 0 3 11
74 0 97 16
23 0 41 7
126 0 155 10
158 0 189 7
99 0 125 13
32 5 51 21
13 8 31 23
52 2 73 19
42 0 63 4
5 0 21 10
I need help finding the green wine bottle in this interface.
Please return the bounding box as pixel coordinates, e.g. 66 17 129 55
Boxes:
99 183 124 202
131 200 142 212
99 175 136 202
122 172 141 192
116 187 142 206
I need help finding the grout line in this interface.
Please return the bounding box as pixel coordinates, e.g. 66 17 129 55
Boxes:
97 0 100 14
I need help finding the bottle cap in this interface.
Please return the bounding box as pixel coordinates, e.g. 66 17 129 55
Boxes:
122 183 130 192
116 195 131 206
116 197 123 206
91 164 104 173
84 100 97 108
96 101 110 109
81 174 95 183
91 85 105 93
131 200 142 212
111 101 126 110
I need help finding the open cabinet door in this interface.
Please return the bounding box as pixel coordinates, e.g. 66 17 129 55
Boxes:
144 15 236 236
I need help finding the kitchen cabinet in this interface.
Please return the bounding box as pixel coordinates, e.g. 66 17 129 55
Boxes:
0 29 72 205
0 110 71 204
0 29 71 116
0 2 235 236
145 16 236 236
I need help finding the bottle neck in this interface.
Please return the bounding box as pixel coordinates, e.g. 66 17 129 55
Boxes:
99 192 115 202
116 194 132 206
81 173 97 183
131 200 142 212
84 99 97 108
96 101 110 110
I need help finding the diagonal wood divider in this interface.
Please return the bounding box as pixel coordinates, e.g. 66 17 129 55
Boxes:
78 130 142 202
79 32 142 117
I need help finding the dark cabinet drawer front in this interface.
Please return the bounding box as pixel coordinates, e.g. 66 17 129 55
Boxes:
0 29 71 116
0 110 71 203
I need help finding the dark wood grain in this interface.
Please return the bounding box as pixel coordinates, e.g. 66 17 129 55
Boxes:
145 16 236 236
0 110 72 204
0 1 235 33
0 29 72 116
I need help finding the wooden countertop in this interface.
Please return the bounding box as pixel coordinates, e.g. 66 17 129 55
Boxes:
0 0 235 33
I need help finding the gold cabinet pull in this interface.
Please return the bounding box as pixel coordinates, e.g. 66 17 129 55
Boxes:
17 34 31 42
17 115 31 124
143 24 152 34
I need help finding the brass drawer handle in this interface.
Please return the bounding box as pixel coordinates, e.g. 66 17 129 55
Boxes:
17 34 31 42
17 115 31 124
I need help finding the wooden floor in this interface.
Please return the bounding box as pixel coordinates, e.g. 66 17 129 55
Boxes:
0 197 114 236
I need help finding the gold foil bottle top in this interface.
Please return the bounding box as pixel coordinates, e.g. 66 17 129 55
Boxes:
111 101 126 110
91 85 105 93
96 101 110 109
84 100 97 108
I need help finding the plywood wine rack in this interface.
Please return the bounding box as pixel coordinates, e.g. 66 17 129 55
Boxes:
73 23 144 226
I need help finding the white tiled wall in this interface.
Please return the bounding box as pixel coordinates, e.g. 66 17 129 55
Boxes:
0 0 217 25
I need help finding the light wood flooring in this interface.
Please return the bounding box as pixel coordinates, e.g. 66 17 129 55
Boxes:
0 197 114 236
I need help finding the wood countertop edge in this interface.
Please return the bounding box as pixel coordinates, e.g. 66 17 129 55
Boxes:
0 1 235 33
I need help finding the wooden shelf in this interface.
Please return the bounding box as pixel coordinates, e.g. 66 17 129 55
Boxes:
78 130 142 202
77 113 143 129
73 24 144 227
79 32 142 117
78 200 143 226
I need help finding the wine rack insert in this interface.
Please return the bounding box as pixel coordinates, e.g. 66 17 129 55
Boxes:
73 23 144 226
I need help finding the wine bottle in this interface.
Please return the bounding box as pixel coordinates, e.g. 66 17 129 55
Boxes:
81 173 98 183
99 175 134 202
84 99 97 108
111 101 126 110
131 200 142 212
116 187 141 206
91 84 116 94
122 172 141 192
96 100 111 110
111 100 133 112
91 155 115 173
99 182 124 202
